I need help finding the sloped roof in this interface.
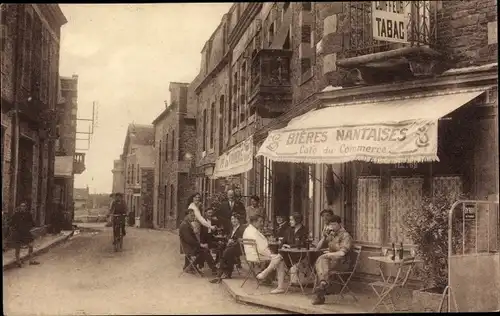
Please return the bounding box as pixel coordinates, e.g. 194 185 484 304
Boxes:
73 188 89 201
121 124 155 158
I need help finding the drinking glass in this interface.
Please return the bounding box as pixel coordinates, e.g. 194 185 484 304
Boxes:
410 248 416 257
382 247 389 257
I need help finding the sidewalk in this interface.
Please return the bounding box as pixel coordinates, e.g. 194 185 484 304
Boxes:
220 274 413 314
3 230 74 271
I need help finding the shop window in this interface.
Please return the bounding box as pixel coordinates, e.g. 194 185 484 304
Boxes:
355 177 382 243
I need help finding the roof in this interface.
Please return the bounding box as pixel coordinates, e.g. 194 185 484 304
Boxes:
73 188 89 201
122 124 154 157
152 102 178 125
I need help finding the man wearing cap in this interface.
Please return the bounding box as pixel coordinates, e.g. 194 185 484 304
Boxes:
312 214 353 305
109 193 127 238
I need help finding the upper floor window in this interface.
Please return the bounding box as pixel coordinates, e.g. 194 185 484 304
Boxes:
171 129 175 156
283 2 290 12
165 133 169 161
345 1 435 58
202 109 207 151
136 164 140 184
268 22 275 46
210 102 215 149
302 2 311 11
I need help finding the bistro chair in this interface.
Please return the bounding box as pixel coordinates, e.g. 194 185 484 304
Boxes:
178 243 203 278
239 238 270 289
369 256 416 312
327 245 362 302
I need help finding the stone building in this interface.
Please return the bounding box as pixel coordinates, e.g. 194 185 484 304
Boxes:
121 124 155 228
1 4 67 228
152 82 197 229
192 1 498 283
111 157 125 194
53 74 86 226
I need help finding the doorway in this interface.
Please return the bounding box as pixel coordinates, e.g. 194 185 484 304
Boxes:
17 137 34 207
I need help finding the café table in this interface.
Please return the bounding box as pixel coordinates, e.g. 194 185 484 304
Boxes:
212 234 227 263
279 247 323 296
368 255 423 312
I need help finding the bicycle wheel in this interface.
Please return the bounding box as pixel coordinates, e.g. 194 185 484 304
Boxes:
119 236 123 251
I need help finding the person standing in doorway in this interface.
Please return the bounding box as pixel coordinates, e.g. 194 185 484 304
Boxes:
246 195 264 224
10 202 40 267
218 189 246 234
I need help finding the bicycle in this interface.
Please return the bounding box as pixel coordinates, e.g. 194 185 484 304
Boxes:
112 214 126 252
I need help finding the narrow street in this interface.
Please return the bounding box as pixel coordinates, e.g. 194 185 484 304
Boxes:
3 226 279 315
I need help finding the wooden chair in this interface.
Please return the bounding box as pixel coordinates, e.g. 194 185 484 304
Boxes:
239 238 270 288
327 245 362 302
370 256 416 312
178 243 203 278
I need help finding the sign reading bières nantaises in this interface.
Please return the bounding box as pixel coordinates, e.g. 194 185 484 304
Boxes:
372 1 408 44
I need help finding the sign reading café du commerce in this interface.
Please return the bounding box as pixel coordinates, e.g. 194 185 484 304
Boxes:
257 121 439 164
212 136 254 179
372 1 408 44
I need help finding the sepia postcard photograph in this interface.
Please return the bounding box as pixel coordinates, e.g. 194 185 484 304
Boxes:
1 2 499 315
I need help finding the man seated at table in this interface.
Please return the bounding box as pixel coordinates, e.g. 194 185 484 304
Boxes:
312 214 353 305
209 214 246 284
274 215 290 240
200 207 218 249
256 213 309 294
179 208 218 276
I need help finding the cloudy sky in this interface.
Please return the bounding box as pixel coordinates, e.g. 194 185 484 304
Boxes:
59 4 232 193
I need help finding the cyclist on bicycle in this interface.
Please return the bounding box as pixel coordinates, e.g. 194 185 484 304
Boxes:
109 193 127 239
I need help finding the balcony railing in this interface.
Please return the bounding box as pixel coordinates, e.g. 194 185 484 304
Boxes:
73 152 86 174
344 1 437 58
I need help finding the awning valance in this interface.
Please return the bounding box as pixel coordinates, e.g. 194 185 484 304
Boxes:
211 135 254 179
257 89 487 164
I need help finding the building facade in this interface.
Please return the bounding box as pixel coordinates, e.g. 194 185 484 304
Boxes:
1 4 67 228
111 157 125 194
121 124 155 228
192 1 498 282
53 74 85 226
152 82 197 229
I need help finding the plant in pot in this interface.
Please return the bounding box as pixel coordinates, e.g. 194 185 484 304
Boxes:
403 192 466 312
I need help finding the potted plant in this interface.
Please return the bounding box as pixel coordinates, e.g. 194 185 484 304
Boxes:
403 192 466 312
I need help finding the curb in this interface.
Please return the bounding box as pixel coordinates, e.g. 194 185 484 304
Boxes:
3 231 75 271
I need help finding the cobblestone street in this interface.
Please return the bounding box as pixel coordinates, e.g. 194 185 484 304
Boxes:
3 226 279 315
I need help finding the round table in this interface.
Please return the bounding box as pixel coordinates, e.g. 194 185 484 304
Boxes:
278 248 323 295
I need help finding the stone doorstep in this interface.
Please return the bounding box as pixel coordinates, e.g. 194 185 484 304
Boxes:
221 278 370 314
2 231 74 270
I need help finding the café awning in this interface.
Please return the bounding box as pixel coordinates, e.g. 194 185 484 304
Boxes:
211 135 254 179
257 89 487 164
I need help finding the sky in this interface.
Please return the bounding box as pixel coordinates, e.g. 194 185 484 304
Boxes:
59 3 232 193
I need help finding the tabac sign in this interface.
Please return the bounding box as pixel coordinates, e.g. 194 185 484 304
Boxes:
211 135 254 179
257 121 439 164
372 1 408 44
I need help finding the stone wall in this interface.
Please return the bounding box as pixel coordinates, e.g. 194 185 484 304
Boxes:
437 0 498 67
140 167 154 228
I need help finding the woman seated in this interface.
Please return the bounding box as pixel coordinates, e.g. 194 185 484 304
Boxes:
256 213 309 294
209 214 246 284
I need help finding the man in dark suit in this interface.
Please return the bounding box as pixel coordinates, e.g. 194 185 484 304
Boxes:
217 189 247 234
275 215 290 240
179 208 217 276
209 214 246 284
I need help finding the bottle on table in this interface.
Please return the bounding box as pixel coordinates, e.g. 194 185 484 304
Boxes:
398 242 404 260
391 243 396 261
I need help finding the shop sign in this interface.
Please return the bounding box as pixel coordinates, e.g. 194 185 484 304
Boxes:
464 204 476 221
212 136 254 179
54 156 73 178
372 1 408 44
257 121 439 164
